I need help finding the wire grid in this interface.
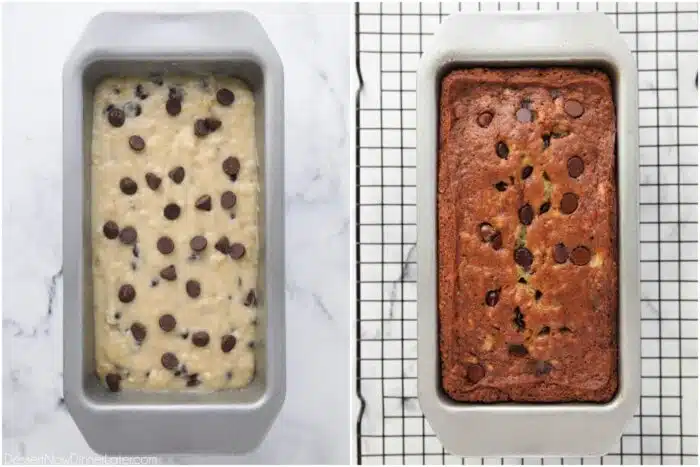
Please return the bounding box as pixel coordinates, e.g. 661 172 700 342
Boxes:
355 2 698 465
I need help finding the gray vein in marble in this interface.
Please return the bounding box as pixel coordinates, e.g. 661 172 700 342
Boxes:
386 244 417 320
285 281 335 323
46 267 63 316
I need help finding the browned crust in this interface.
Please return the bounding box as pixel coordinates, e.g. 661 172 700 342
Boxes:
437 68 618 403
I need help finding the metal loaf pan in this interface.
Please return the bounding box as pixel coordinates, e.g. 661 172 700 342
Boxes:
63 12 285 455
416 13 640 457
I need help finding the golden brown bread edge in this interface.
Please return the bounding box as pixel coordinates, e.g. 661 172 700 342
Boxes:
437 68 618 402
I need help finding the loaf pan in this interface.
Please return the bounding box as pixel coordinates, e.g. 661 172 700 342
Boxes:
416 12 640 457
63 12 285 455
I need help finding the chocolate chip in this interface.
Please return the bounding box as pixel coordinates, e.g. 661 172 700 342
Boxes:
160 265 177 281
192 331 210 347
186 280 201 298
539 202 551 214
129 135 145 152
496 142 509 159
164 203 181 220
124 102 142 118
180 331 189 340
205 117 222 131
244 290 258 307
508 344 529 357
157 236 175 255
161 352 179 370
559 326 572 333
513 307 525 331
222 157 241 178
466 363 486 383
103 221 119 239
159 314 176 332
134 84 149 100
145 172 162 190
229 243 246 260
221 334 237 353
220 191 237 209
119 177 138 196
477 112 493 128
479 223 497 242
118 284 136 303
494 181 508 192
225 371 233 380
535 290 543 300
491 232 503 250
518 204 534 226
567 156 584 178
105 104 115 114
247 341 256 350
114 311 122 320
130 322 147 343
518 277 527 284
105 373 121 392
186 375 201 387
168 86 183 101
215 236 231 254
107 108 125 127
560 192 579 214
514 247 533 270
553 243 569 264
168 166 185 184
132 244 140 258
522 165 533 180
150 74 164 86
119 226 137 245
166 98 181 116
194 119 210 137
485 289 499 306
516 108 532 123
216 88 235 106
570 246 592 266
150 279 159 287
190 236 207 252
535 360 553 376
539 326 551 336
564 99 584 118
195 195 212 211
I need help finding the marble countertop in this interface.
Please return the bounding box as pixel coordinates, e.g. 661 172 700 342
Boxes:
2 2 351 464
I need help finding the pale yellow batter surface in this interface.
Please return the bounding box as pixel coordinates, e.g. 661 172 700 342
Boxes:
91 75 258 391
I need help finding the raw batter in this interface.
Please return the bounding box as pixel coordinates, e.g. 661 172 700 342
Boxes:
91 75 259 391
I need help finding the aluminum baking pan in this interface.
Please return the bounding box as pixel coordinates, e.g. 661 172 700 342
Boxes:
416 12 640 457
63 11 285 455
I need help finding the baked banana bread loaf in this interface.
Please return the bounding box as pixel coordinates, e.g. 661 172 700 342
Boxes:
437 68 618 402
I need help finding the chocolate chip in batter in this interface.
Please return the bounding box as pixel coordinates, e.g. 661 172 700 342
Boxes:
479 223 497 242
477 111 493 128
190 236 207 252
194 119 210 137
518 204 534 226
145 172 162 190
229 243 246 260
244 289 258 307
215 236 231 254
535 360 553 376
192 331 210 347
130 322 147 343
466 363 486 383
539 202 551 214
570 246 592 266
220 334 237 353
186 280 201 298
225 371 233 380
105 373 121 392
157 236 175 255
149 73 164 86
150 279 159 287
564 99 584 118
216 88 235 106
107 108 125 127
165 98 182 116
160 265 177 281
521 165 533 180
103 221 119 239
161 352 179 370
159 314 177 332
567 156 585 178
118 284 136 303
516 107 533 123
168 166 185 184
205 117 222 132
508 344 529 357
220 191 237 209
195 195 212 211
494 181 508 192
553 243 569 264
180 331 189 340
222 156 241 179
496 141 509 159
134 84 149 100
164 203 181 220
186 375 201 387
124 102 142 118
128 135 145 152
119 177 138 195
514 247 533 270
560 192 579 214
132 244 140 258
119 226 137 245
485 289 499 307
105 103 115 114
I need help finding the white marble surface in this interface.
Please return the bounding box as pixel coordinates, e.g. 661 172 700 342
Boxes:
2 2 351 464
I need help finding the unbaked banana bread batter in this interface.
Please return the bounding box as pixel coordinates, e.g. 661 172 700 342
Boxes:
91 75 259 391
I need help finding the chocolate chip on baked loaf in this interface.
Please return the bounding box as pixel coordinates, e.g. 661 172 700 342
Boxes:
479 223 497 242
518 204 534 226
494 181 508 192
118 284 136 303
514 247 534 270
129 135 145 152
567 156 585 178
105 373 121 392
145 172 162 190
103 221 119 239
466 363 486 383
564 99 584 118
516 107 533 123
496 142 509 159
159 314 177 332
553 243 569 264
508 344 529 357
490 232 503 250
119 226 137 245
560 192 579 214
477 112 493 128
570 246 592 266
535 360 553 376
521 165 533 180
485 289 500 307
539 202 551 214
216 88 235 106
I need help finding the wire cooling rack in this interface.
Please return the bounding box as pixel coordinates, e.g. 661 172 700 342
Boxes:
355 2 698 464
